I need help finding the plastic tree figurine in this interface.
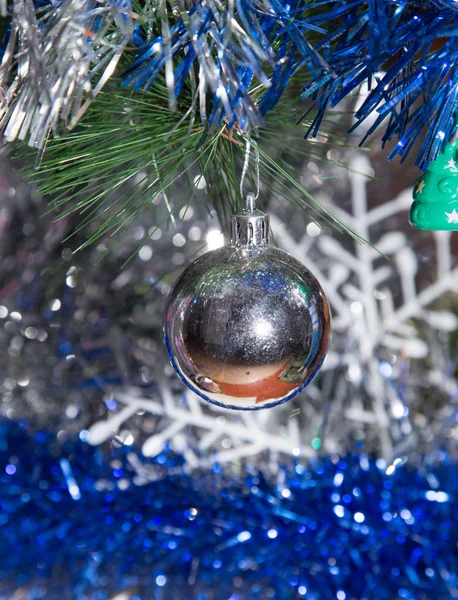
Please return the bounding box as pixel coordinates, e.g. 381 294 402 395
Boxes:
411 134 458 230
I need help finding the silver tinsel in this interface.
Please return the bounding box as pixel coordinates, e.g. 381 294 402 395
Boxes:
0 0 133 150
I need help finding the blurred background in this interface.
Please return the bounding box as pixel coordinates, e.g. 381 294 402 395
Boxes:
0 108 457 599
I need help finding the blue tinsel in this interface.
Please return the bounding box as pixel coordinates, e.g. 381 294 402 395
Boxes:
1 419 458 599
2 1 457 167
122 0 458 169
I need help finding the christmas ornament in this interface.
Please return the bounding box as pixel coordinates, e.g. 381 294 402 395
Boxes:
411 132 458 230
163 205 331 410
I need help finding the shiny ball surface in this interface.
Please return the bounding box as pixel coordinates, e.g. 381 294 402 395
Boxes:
163 245 331 410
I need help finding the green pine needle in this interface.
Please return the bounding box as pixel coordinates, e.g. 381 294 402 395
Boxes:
14 79 371 255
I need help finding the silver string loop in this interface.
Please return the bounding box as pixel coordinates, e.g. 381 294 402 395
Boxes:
239 137 260 213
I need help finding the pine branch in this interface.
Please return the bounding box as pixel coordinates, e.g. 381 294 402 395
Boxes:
14 78 369 254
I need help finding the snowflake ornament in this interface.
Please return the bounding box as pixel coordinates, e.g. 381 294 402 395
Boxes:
86 153 458 471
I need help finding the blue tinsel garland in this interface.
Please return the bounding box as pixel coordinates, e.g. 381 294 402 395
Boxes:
2 1 457 168
124 0 458 170
1 419 457 600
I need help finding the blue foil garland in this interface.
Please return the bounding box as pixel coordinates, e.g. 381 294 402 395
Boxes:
1 419 458 599
1 1 457 167
121 0 458 169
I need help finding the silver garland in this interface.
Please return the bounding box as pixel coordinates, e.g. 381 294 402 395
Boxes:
0 0 133 150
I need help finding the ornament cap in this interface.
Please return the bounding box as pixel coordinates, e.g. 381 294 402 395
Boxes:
230 209 270 247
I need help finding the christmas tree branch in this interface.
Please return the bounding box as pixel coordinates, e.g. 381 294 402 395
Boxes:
14 78 369 254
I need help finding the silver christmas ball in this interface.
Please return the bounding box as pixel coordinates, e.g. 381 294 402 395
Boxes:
163 210 331 410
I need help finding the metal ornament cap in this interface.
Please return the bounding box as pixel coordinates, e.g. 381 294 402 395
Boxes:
230 209 270 247
163 212 331 410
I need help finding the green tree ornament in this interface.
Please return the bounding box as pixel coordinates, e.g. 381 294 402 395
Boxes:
411 135 458 230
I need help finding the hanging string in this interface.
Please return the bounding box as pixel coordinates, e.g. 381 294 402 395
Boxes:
239 137 260 213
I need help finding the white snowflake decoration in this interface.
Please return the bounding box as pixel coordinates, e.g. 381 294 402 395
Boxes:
87 153 458 469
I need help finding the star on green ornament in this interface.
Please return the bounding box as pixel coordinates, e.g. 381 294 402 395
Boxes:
411 134 458 231
445 208 458 224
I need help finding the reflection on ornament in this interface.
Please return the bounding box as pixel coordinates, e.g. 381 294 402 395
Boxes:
163 210 331 410
411 133 458 230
